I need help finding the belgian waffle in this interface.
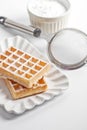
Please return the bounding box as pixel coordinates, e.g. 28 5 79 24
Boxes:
0 47 50 88
5 77 47 99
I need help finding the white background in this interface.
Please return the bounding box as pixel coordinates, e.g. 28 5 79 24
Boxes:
0 0 87 130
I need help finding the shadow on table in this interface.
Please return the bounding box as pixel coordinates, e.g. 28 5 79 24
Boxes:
0 107 17 120
0 91 69 121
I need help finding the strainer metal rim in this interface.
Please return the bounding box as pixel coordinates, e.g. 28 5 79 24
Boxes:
48 28 87 70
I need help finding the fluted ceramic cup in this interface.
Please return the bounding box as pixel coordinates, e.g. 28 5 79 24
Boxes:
27 0 71 34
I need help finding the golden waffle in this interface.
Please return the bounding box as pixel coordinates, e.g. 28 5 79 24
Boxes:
0 47 50 88
5 77 47 100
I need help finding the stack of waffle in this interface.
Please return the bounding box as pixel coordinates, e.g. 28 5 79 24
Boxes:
0 47 50 99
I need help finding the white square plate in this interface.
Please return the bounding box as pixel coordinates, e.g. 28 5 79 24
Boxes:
0 36 69 114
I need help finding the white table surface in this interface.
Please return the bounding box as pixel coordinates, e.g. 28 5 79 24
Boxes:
0 0 87 130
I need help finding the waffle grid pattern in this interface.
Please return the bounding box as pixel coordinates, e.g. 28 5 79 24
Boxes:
0 47 50 88
0 47 47 79
9 77 46 92
5 77 47 99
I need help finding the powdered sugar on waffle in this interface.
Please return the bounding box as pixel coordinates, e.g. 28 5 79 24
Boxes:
0 47 50 88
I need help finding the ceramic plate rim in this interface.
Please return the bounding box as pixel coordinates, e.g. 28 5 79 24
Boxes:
0 35 69 114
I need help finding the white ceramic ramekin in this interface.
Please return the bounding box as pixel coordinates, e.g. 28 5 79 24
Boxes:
27 0 71 34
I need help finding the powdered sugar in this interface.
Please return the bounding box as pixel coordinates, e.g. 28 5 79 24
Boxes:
29 0 66 18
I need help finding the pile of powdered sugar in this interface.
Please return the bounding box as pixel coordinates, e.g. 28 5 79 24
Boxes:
29 0 66 18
